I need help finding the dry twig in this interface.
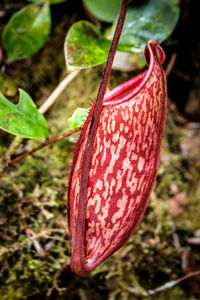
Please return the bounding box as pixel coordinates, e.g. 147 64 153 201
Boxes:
8 126 82 166
39 70 80 114
165 53 177 77
148 270 200 295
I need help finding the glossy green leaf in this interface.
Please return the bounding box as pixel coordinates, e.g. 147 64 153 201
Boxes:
68 108 89 129
65 21 110 71
0 89 48 139
108 0 180 52
83 0 121 22
2 3 51 61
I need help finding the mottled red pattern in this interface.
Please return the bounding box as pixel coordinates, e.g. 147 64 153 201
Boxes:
68 40 167 275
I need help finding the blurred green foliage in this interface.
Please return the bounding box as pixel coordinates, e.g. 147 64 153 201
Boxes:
2 3 51 61
83 0 122 22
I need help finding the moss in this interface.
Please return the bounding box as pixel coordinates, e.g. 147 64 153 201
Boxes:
1 51 200 300
1 2 200 299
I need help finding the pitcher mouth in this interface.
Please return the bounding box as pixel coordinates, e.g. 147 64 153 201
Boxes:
103 40 165 107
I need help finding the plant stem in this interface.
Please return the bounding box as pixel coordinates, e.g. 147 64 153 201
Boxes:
7 126 82 166
74 0 129 272
165 53 177 77
39 70 80 114
148 270 200 295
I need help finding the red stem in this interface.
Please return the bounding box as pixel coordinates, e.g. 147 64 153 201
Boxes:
73 0 129 273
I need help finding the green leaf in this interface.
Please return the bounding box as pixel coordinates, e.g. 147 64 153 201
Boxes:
2 3 51 61
68 108 89 129
82 0 121 22
108 0 180 52
0 89 48 139
65 1 179 70
65 21 110 71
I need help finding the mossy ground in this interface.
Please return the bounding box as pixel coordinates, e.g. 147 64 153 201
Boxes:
0 1 200 299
